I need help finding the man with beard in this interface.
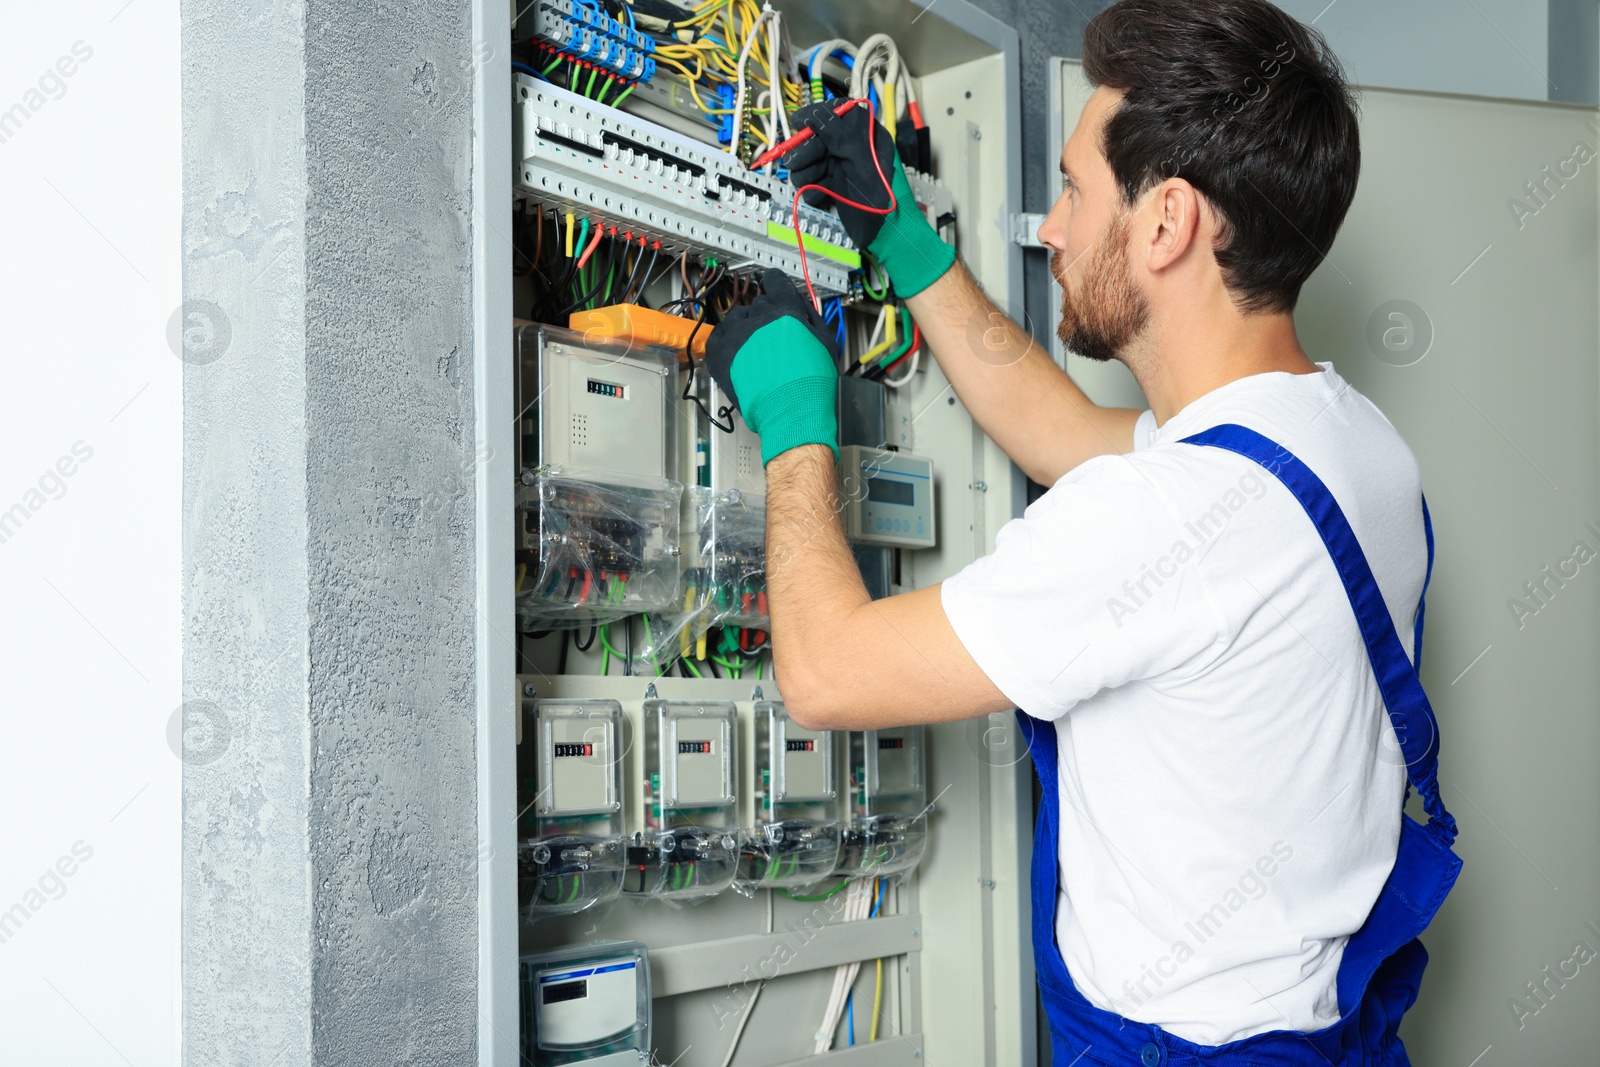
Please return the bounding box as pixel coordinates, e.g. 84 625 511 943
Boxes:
704 1 1460 1061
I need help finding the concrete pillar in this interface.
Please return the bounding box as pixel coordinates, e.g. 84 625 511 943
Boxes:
181 1 482 1061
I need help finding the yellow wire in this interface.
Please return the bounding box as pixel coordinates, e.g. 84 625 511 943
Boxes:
882 81 898 140
870 956 883 1041
860 305 896 365
564 210 575 257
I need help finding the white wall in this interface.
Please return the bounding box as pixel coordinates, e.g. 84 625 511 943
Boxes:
1275 0 1552 101
0 1 181 1063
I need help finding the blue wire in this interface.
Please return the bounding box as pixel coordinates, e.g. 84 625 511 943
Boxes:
846 991 855 1045
868 879 886 918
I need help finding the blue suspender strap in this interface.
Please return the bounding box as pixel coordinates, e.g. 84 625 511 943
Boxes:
1416 498 1433 668
1180 425 1458 845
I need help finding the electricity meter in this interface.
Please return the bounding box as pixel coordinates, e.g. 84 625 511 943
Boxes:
838 724 929 878
516 326 684 628
738 701 841 890
628 699 740 900
519 698 627 919
694 489 767 632
521 940 651 1065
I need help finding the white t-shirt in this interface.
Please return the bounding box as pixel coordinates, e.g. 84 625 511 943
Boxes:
941 364 1420 1045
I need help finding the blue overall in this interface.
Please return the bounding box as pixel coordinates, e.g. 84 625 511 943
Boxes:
1019 425 1462 1066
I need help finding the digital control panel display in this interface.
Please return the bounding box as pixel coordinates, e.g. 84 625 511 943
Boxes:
866 477 915 506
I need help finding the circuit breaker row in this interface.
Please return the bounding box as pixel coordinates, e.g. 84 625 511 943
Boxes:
514 75 862 295
519 692 929 918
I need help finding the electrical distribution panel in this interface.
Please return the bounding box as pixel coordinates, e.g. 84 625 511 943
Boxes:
520 698 628 920
521 941 652 1065
505 1 1029 1063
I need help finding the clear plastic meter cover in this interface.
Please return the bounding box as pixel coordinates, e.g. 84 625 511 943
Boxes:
520 939 651 1065
838 725 930 878
520 699 627 920
737 701 841 890
692 487 768 630
629 699 741 901
515 325 684 629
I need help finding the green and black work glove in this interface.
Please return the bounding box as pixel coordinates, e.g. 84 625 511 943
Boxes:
704 269 840 466
784 100 956 298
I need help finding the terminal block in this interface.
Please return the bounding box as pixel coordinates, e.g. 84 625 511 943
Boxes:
514 76 859 296
519 698 628 920
516 0 656 83
738 702 841 890
839 725 929 878
628 699 741 900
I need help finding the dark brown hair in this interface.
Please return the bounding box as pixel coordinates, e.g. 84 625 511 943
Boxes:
1081 0 1359 313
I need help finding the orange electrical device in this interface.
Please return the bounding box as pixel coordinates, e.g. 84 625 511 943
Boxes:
568 304 714 363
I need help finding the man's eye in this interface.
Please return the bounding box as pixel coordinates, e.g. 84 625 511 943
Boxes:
1061 175 1074 194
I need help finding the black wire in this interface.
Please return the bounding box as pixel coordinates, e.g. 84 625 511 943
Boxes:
573 623 597 653
618 244 649 305
681 273 737 433
558 237 619 318
558 628 571 674
623 615 633 677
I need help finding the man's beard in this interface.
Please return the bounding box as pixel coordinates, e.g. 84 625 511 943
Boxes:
1053 212 1149 363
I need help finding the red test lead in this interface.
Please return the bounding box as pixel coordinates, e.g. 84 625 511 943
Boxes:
749 98 863 170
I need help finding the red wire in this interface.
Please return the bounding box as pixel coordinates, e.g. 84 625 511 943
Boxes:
789 99 897 314
879 322 923 375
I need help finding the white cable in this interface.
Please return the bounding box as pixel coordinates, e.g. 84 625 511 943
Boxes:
813 879 872 1052
769 10 791 143
883 343 920 388
719 982 763 1067
718 891 777 1067
729 4 776 158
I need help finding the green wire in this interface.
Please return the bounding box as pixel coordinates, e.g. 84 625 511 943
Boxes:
570 64 580 92
612 83 636 107
543 54 564 76
877 307 916 368
599 624 611 675
585 67 599 99
861 255 890 301
683 659 704 679
596 78 612 105
784 878 851 901
755 655 764 679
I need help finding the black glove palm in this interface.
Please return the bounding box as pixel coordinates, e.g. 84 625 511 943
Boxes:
705 269 839 412
783 100 898 250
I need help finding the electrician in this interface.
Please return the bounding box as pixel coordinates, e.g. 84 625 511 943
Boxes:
703 0 1461 1062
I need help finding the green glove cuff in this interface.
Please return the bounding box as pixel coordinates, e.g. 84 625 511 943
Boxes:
867 158 957 298
729 317 840 465
745 376 839 466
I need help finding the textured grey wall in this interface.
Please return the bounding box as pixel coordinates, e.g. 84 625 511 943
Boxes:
182 0 482 1061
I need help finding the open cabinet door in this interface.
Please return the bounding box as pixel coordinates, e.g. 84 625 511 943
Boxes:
1046 57 1600 1065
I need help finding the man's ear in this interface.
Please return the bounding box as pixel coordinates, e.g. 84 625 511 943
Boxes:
1146 178 1201 273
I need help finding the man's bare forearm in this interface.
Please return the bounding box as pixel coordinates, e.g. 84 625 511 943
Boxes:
764 444 1014 729
907 262 1141 483
765 445 870 713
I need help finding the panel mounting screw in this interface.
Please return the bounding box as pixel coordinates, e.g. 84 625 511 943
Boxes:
972 481 987 492
522 683 537 697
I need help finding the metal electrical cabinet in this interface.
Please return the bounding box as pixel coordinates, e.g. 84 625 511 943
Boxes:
479 3 1033 1065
